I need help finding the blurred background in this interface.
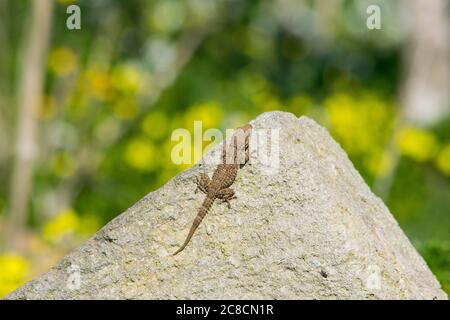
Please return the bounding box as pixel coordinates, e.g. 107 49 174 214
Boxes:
0 0 449 297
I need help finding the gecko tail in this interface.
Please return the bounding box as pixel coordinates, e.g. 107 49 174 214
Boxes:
172 247 184 256
172 197 214 255
172 242 186 255
172 236 193 255
172 221 199 255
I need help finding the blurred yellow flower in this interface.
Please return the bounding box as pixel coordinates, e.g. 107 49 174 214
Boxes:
0 254 29 298
111 64 143 94
124 138 157 171
84 67 112 101
141 111 169 140
435 144 450 176
324 92 396 177
365 150 394 178
113 97 138 119
48 47 77 77
42 209 79 243
185 102 223 129
325 93 392 155
395 127 438 162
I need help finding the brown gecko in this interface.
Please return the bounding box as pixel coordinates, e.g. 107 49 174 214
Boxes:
173 124 253 255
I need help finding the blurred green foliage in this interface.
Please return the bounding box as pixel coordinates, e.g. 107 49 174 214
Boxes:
0 0 448 297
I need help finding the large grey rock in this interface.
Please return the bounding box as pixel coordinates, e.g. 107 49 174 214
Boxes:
6 112 446 299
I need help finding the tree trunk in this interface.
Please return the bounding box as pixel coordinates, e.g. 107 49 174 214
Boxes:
400 0 450 126
6 0 53 250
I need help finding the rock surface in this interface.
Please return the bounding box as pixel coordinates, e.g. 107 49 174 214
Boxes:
6 112 446 299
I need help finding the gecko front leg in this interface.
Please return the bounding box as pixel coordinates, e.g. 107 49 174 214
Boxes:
195 173 210 194
216 188 236 208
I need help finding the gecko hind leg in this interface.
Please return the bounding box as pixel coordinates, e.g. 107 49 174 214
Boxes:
216 188 236 209
195 173 210 194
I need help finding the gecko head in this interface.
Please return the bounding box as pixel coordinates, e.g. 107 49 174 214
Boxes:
235 124 252 145
235 124 252 166
238 123 252 133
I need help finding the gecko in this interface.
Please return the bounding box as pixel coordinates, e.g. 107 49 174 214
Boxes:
172 123 253 255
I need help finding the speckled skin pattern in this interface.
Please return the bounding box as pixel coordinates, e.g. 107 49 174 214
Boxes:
173 124 252 255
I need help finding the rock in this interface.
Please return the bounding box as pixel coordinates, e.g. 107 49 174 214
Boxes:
5 112 446 300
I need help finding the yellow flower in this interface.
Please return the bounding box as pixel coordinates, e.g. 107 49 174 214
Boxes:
185 102 223 129
326 92 395 154
113 97 138 119
435 144 450 176
395 127 438 162
365 149 394 178
111 64 142 94
0 254 29 298
124 137 157 171
42 209 100 243
48 47 77 77
84 67 112 101
42 209 79 243
141 112 169 140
